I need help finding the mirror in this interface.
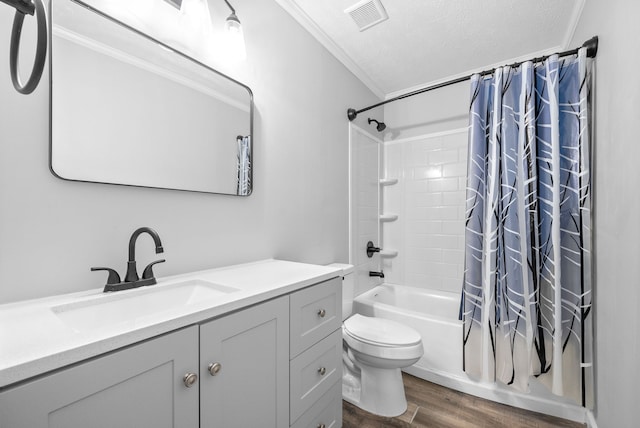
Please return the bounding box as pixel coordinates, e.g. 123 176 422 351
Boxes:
50 0 253 195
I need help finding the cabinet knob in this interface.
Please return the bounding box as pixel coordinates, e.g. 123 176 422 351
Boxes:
208 362 222 376
317 424 326 428
318 367 326 376
317 308 326 318
183 372 198 388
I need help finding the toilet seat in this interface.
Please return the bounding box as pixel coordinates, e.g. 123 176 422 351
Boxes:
343 314 421 347
343 314 423 361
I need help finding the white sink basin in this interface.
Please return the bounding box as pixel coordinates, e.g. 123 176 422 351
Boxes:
51 279 239 333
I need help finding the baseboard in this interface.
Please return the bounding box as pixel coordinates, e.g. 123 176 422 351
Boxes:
585 410 597 428
403 365 588 424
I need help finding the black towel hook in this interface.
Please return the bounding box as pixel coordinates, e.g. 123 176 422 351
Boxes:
2 0 47 94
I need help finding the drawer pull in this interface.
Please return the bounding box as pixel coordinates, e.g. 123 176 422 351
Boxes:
208 362 222 376
317 308 326 318
318 366 327 376
317 424 326 428
183 372 198 388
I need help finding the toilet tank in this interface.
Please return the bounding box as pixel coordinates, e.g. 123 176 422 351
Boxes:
327 263 355 320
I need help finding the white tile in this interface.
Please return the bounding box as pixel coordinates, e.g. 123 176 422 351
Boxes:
441 220 465 235
413 139 442 151
413 192 443 207
413 165 443 180
458 177 467 190
458 147 468 161
405 247 443 262
429 149 459 165
439 263 461 278
428 178 459 192
413 221 442 233
406 206 429 220
424 206 458 220
442 191 466 206
442 277 464 293
443 249 464 264
423 234 459 249
407 180 429 193
442 163 467 178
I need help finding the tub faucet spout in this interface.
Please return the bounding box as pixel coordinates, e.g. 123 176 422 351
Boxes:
369 271 384 279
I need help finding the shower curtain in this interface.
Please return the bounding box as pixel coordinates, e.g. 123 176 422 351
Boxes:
237 135 251 195
461 48 593 407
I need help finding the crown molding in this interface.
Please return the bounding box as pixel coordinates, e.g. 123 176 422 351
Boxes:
274 0 585 103
273 0 386 99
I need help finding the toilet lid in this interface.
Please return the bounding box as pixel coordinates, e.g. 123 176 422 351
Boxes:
343 314 421 346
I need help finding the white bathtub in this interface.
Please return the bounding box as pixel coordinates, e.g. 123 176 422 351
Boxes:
353 283 464 378
351 283 588 424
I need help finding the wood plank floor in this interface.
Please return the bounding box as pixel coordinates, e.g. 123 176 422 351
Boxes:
343 373 586 428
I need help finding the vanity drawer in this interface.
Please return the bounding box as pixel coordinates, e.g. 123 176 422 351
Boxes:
290 277 341 358
291 380 342 428
290 329 342 424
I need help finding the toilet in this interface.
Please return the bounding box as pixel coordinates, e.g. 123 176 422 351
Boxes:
329 263 423 417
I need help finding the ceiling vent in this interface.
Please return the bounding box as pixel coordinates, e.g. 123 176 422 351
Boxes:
345 0 388 32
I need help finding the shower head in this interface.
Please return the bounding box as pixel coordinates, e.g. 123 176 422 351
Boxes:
368 118 386 132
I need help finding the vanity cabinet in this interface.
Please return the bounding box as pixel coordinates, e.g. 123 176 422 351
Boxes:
0 276 342 428
0 326 200 428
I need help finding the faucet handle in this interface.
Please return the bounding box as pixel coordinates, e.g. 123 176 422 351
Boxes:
142 259 166 280
91 267 121 285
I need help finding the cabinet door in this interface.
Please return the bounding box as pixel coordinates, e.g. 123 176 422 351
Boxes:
200 296 289 428
0 326 199 428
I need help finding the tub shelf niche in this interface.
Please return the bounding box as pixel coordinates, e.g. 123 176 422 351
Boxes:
380 214 398 222
379 178 398 186
379 249 398 258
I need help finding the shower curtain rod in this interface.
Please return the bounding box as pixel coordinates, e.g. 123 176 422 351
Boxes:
347 36 598 121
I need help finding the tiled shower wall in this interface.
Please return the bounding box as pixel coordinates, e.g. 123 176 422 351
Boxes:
382 129 468 294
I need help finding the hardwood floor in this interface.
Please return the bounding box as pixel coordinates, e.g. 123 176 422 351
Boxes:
342 374 586 428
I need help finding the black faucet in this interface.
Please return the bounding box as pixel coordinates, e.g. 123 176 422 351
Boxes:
92 227 165 292
369 271 385 278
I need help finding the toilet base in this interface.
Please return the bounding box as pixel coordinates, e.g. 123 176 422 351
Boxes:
342 363 408 417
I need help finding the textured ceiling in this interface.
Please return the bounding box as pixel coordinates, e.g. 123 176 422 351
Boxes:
276 0 585 98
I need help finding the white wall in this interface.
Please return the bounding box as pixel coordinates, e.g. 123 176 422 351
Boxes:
0 0 379 304
570 1 640 426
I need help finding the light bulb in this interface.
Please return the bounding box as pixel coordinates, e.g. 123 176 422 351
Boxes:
224 13 246 60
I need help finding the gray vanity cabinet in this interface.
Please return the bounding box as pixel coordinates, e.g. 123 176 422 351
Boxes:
0 326 200 428
199 296 289 428
0 279 339 428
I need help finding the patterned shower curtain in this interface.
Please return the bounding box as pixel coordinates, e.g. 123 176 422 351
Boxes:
461 48 593 407
237 135 251 195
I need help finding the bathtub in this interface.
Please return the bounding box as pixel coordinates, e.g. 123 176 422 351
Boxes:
351 283 588 424
353 283 464 379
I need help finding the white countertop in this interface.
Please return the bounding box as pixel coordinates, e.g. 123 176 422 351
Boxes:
0 259 342 389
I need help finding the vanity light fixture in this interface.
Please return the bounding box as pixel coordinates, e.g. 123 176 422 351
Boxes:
223 0 246 59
